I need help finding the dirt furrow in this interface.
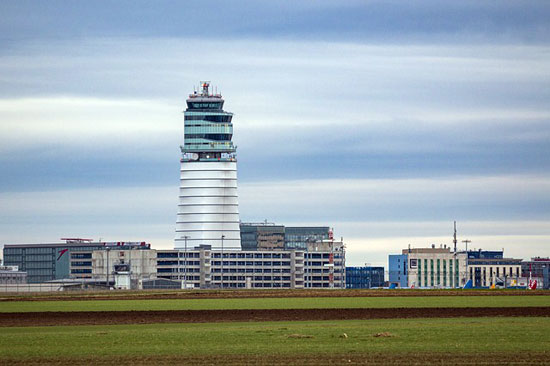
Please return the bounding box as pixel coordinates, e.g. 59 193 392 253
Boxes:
1 306 549 327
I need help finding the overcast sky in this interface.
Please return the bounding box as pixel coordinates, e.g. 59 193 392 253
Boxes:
1 1 549 267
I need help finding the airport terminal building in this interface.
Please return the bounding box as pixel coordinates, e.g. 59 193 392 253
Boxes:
157 240 346 289
2 239 151 283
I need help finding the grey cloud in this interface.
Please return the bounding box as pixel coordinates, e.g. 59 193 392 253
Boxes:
1 1 549 46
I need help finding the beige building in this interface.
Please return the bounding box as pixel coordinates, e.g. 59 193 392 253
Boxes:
75 249 158 289
403 246 467 288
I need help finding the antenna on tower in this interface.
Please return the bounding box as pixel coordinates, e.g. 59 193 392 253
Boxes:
462 239 471 252
453 221 457 252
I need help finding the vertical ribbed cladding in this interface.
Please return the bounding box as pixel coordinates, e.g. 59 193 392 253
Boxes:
175 161 241 248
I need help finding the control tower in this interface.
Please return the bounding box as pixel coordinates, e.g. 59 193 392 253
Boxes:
175 82 241 249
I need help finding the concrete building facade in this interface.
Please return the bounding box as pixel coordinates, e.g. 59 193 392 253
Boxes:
90 249 158 289
156 240 345 289
3 239 150 283
0 265 27 285
389 246 525 289
466 250 522 288
389 246 467 288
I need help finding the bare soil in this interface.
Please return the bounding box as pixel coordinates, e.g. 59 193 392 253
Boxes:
2 352 548 365
1 306 549 327
1 289 548 302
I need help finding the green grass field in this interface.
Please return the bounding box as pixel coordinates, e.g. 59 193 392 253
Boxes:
1 317 548 364
1 295 549 313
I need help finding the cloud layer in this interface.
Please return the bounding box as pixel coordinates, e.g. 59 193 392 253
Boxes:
1 2 549 265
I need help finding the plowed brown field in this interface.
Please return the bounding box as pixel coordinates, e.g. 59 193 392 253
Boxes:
2 289 548 302
2 306 549 327
3 352 548 365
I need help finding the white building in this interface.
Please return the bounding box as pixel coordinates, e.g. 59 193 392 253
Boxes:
404 247 467 288
88 249 157 289
175 82 241 249
0 265 27 285
157 241 346 289
390 246 523 289
390 246 468 289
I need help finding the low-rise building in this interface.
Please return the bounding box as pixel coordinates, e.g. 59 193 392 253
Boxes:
346 266 384 288
521 257 550 289
91 249 158 289
389 246 523 289
0 265 27 285
393 246 467 289
2 239 151 283
156 240 345 289
388 254 409 288
466 250 522 288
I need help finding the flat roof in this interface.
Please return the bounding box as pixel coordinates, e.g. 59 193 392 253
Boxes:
402 248 451 254
468 258 522 263
4 242 150 248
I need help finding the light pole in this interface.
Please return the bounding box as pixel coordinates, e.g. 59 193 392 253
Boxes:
221 235 225 289
106 247 110 289
462 239 471 286
183 235 190 290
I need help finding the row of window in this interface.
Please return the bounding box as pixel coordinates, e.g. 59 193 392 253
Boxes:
7 255 54 262
183 142 233 150
71 269 92 274
211 275 292 281
304 276 339 281
157 268 298 274
211 268 292 274
305 269 344 274
469 266 519 278
157 252 201 258
185 134 232 141
304 261 342 267
185 123 232 132
71 253 92 259
211 253 291 259
25 269 54 276
187 102 223 110
185 113 230 122
157 260 201 266
211 261 292 266
71 261 92 267
304 283 340 288
20 262 54 269
157 268 202 273
4 247 54 254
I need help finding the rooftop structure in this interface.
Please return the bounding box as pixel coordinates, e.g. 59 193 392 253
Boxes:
284 226 330 250
240 223 285 251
